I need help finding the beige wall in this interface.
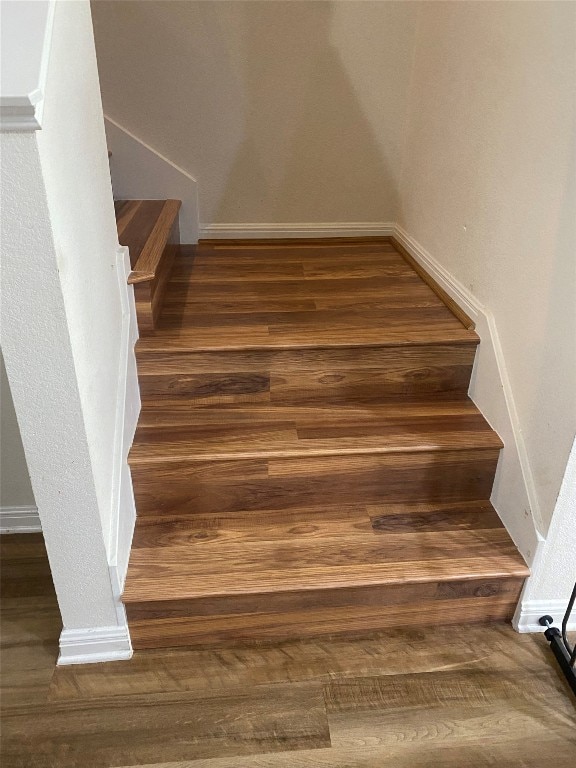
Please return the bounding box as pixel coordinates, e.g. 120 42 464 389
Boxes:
0 355 35 509
92 0 575 533
399 1 576 531
91 0 419 225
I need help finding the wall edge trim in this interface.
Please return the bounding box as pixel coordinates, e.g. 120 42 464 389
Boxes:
58 623 133 665
0 505 41 533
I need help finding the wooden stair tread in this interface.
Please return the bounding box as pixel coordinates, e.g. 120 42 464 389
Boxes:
131 501 504 543
123 237 523 647
130 398 503 464
123 501 528 603
115 199 181 283
135 245 478 352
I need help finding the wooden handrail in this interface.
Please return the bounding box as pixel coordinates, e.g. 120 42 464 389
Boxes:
127 199 181 284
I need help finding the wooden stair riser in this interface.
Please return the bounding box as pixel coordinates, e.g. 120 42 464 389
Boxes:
136 344 477 403
129 449 501 517
134 232 179 334
126 576 525 649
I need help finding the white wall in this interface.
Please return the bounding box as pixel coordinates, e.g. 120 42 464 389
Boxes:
1 130 120 630
398 1 576 534
1 0 135 661
0 354 35 509
104 115 199 243
91 0 419 227
36 0 124 549
526 439 576 602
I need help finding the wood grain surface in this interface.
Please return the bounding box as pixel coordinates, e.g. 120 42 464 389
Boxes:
115 199 181 332
130 399 503 463
115 199 181 283
137 344 478 404
120 237 527 648
2 535 575 768
129 449 502 516
137 243 478 352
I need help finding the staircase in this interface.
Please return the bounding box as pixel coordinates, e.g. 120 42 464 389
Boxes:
116 206 529 650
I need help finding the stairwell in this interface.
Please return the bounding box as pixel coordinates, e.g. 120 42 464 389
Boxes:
116 202 529 650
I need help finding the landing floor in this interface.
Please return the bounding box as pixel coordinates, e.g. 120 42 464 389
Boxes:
2 534 575 767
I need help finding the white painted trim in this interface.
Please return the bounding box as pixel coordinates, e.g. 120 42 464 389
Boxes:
58 623 132 665
199 222 395 240
0 0 56 131
104 115 199 243
104 115 198 185
0 505 41 533
393 227 479 324
393 225 543 565
108 246 139 594
513 597 576 633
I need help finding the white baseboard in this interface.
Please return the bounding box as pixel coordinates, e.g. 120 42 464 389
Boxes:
392 227 479 323
199 222 395 240
58 623 133 665
513 598 576 633
393 225 543 567
104 115 199 243
0 505 41 533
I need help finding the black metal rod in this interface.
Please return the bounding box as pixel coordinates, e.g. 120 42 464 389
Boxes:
544 626 576 696
561 581 576 667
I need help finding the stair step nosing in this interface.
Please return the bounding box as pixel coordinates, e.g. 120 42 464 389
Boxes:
128 440 503 465
135 336 480 354
122 566 530 604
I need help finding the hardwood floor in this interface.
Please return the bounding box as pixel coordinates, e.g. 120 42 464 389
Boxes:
123 236 528 648
2 534 575 767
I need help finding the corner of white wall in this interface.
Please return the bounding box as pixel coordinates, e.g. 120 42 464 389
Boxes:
393 225 543 568
58 600 133 665
108 245 140 593
104 115 199 243
513 437 576 633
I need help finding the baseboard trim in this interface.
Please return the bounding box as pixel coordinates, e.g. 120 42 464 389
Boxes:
393 227 479 326
58 624 133 665
0 505 41 533
513 598 576 633
392 225 543 567
199 222 395 240
391 233 475 330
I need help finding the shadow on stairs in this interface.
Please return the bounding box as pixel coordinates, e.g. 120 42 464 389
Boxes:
112 214 529 651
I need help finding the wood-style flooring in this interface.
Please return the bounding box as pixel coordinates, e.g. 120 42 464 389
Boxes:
1 534 575 768
124 237 528 648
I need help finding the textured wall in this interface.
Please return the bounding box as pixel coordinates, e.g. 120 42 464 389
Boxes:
1 0 130 631
1 131 118 628
37 0 123 547
91 0 419 225
0 354 35 508
398 1 576 533
525 439 576 602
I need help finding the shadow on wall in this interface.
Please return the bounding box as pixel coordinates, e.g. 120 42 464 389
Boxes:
92 0 409 224
521 133 576 530
211 1 398 223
